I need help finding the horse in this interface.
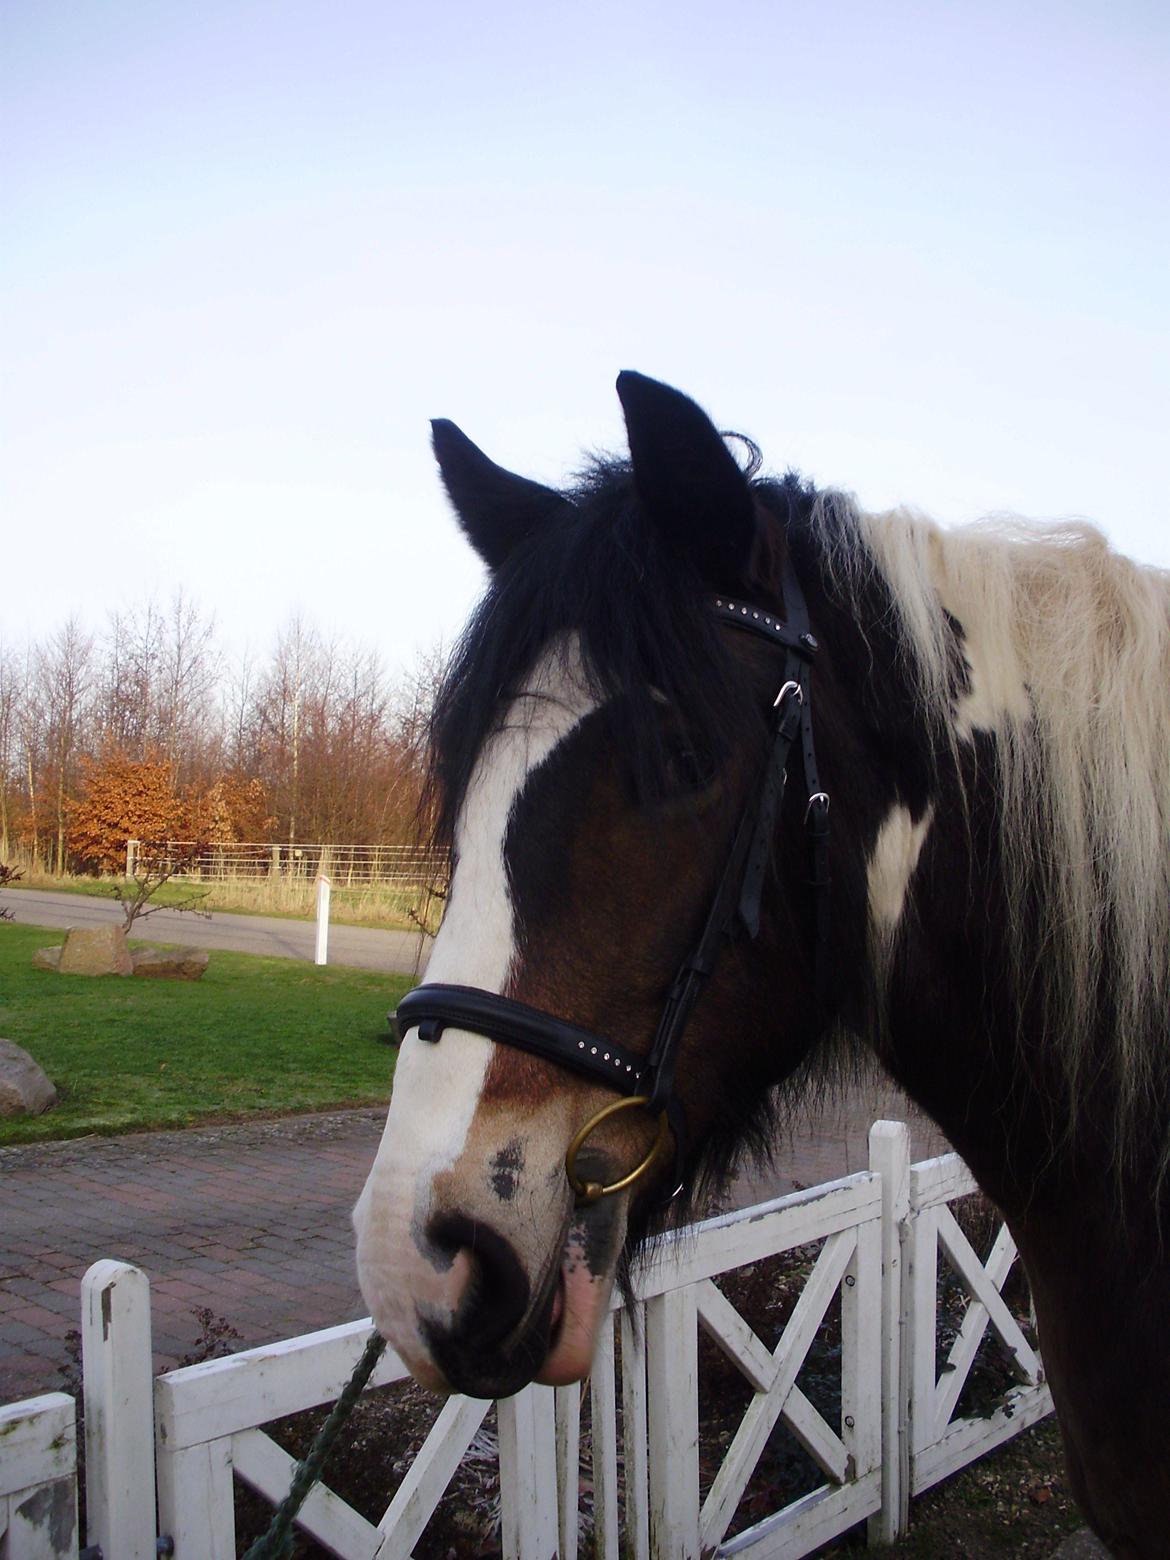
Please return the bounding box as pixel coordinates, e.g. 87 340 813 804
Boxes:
353 372 1170 1556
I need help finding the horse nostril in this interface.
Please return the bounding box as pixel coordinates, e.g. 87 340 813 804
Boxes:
426 1212 531 1348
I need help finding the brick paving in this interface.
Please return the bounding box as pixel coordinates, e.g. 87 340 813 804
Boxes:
0 1079 947 1405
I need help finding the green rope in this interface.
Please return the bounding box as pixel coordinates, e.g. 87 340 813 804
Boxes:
241 1330 388 1560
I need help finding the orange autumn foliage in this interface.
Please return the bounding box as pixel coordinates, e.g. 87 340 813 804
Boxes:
68 754 276 873
67 752 194 873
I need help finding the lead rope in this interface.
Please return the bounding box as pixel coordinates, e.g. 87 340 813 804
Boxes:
241 1330 387 1560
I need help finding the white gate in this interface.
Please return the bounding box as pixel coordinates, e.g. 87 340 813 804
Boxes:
4 1121 1054 1557
902 1152 1052 1498
146 1170 884 1557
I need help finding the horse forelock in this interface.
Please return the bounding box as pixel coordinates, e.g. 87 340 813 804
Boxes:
425 458 799 862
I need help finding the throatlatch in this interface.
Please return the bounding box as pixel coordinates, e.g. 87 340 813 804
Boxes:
393 555 831 1205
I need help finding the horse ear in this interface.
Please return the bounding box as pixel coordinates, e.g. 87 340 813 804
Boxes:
431 419 568 571
616 371 757 583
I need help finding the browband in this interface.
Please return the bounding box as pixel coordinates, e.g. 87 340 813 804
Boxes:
393 983 647 1093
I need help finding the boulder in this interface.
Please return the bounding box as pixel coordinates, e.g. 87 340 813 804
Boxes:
131 947 209 980
0 1039 58 1117
57 924 133 977
32 946 62 971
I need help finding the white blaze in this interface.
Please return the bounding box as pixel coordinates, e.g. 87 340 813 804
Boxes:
353 638 598 1363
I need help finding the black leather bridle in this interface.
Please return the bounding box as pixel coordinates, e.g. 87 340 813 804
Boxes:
394 555 830 1204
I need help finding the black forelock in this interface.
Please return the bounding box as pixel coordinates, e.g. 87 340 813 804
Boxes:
425 455 820 854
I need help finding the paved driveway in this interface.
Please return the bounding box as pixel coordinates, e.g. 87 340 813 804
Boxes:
0 1080 945 1404
5 888 432 976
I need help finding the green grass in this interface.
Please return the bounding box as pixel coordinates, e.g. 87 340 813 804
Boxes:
0 922 408 1146
5 872 438 931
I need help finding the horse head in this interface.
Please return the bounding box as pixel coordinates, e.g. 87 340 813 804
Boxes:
354 373 887 1398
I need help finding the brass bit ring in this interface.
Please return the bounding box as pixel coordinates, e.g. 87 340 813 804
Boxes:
565 1096 670 1204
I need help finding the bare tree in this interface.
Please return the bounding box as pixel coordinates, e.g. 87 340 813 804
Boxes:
39 619 95 873
111 842 210 932
0 646 20 860
156 589 220 775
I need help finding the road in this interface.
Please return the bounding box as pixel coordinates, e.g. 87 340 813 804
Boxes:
3 887 432 976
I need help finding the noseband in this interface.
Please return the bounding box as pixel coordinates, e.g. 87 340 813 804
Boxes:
393 556 830 1205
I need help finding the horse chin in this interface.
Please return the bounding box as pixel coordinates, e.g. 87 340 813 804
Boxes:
535 1238 618 1385
535 1199 628 1385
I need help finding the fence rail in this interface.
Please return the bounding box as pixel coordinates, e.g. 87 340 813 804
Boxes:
0 1392 78 1559
1 1122 1052 1559
127 839 445 887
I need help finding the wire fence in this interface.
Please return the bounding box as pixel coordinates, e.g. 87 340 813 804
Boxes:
130 840 446 889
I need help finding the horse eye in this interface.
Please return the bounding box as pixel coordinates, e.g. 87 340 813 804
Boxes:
663 738 718 794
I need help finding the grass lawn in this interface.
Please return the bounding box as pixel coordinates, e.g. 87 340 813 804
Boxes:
0 922 408 1145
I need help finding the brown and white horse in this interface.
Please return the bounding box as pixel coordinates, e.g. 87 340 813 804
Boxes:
354 372 1170 1556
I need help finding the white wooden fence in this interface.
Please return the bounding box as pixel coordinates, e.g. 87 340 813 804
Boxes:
0 1393 77 1559
0 1122 1052 1558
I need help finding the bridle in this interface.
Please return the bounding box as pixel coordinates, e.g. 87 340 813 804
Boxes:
393 554 830 1205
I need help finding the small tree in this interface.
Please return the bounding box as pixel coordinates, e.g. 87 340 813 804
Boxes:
68 750 190 874
110 839 210 932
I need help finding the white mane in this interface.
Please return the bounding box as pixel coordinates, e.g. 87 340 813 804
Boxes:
814 492 1170 1158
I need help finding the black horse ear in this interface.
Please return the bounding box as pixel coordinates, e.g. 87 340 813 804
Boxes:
431 419 568 571
615 371 758 583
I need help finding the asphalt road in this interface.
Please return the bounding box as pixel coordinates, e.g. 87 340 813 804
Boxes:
3 887 432 976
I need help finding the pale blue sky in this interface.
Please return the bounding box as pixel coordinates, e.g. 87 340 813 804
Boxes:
4 0 1167 670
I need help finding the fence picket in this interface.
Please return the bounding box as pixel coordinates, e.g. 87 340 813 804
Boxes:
554 1384 581 1560
498 1387 559 1559
866 1121 910 1540
646 1287 700 1558
906 1202 939 1453
155 1438 235 1558
588 1320 619 1560
620 1306 650 1560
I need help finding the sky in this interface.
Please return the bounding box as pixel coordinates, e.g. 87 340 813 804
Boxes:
4 0 1168 676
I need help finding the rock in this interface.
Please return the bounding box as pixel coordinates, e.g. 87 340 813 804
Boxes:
32 946 62 971
131 947 209 980
57 924 133 977
1052 1532 1115 1559
0 1039 58 1117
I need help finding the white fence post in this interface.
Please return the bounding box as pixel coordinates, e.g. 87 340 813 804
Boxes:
0 1392 78 1559
497 1385 559 1559
645 1286 700 1559
314 873 331 966
620 1306 650 1560
125 838 139 878
81 1260 157 1560
868 1119 911 1541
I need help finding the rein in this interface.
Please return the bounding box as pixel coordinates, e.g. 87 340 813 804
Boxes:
394 556 829 1205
